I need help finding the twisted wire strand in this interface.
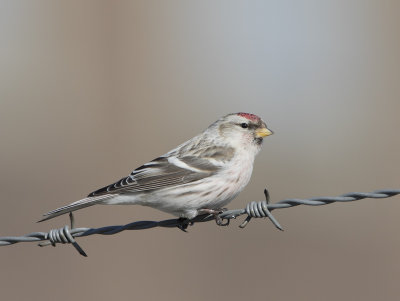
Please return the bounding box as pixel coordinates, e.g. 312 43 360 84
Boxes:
0 189 399 257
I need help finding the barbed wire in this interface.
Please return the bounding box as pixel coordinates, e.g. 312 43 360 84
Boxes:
0 188 399 257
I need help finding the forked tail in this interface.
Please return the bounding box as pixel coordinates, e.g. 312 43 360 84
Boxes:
38 194 114 222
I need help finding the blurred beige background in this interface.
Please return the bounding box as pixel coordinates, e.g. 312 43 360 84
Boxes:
1 1 399 300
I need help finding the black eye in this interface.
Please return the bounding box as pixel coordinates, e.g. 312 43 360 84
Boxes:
241 123 249 129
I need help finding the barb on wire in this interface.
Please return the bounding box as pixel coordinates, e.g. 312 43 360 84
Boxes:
0 189 399 257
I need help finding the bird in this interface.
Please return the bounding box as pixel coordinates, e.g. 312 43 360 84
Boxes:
39 112 273 223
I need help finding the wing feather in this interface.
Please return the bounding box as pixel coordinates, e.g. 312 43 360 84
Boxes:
87 153 226 197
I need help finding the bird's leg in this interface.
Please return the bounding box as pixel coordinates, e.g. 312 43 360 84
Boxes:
198 208 230 226
176 217 193 232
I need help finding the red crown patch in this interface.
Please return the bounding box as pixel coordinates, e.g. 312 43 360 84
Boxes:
237 112 260 121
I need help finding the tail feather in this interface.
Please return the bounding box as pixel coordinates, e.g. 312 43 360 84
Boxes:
38 194 114 222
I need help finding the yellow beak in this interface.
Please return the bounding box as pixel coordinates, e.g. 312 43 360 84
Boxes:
255 127 273 138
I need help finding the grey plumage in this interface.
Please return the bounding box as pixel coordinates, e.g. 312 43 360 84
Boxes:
38 194 115 222
88 147 233 197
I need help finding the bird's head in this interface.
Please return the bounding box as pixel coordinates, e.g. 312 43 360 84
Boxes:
213 112 273 152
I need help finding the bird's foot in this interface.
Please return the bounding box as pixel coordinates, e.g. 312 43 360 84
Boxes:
176 218 193 232
199 208 230 226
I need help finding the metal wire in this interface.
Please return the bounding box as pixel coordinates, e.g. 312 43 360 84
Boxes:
1 188 399 257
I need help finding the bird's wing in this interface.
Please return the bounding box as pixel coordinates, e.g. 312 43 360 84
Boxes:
87 151 230 196
40 146 235 221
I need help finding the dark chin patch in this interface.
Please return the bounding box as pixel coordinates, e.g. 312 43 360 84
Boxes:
254 137 263 145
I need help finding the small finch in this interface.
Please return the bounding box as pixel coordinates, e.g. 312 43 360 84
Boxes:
40 113 273 222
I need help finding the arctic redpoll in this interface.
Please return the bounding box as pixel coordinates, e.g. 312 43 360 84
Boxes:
40 113 273 222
